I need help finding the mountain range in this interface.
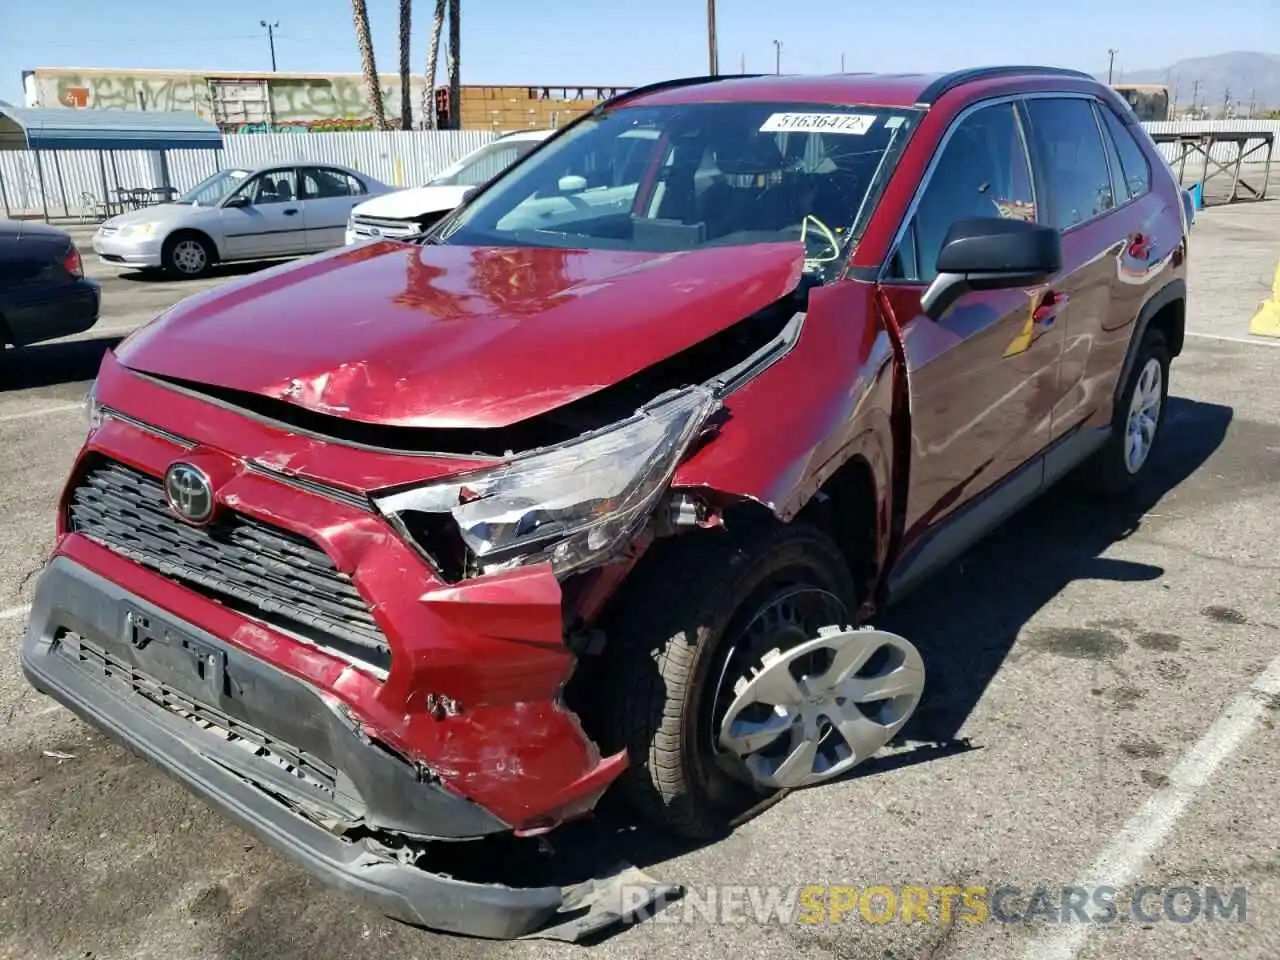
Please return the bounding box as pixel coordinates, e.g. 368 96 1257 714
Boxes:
1098 51 1280 114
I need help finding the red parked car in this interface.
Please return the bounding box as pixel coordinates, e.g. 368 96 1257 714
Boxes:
24 66 1188 938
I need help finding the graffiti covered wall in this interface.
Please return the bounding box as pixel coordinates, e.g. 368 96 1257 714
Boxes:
30 68 429 132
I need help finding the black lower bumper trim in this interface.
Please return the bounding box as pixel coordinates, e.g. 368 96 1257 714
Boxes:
22 557 587 939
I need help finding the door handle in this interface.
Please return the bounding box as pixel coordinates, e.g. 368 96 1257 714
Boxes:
1033 291 1068 326
283 208 299 216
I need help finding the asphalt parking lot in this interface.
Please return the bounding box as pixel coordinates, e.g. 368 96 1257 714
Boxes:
1 208 1278 960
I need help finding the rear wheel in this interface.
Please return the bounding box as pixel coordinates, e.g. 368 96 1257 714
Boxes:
601 522 920 839
1077 327 1170 496
162 233 214 279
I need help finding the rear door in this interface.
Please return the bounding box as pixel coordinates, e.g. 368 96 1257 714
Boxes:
220 168 307 260
879 98 1064 569
299 167 369 251
1019 95 1136 460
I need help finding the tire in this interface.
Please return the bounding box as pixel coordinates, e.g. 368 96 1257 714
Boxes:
1077 326 1170 496
599 521 857 840
162 233 214 279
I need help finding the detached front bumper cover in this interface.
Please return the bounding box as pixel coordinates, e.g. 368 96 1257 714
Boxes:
21 557 678 940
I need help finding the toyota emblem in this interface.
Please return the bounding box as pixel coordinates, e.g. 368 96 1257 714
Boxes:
164 463 215 524
368 226 382 237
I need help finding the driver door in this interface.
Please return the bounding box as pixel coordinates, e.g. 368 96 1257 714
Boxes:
220 168 306 260
879 99 1066 584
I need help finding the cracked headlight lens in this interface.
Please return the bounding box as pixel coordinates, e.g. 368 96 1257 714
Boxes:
374 385 720 577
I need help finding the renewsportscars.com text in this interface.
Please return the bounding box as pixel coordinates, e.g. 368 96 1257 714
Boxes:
619 883 1248 926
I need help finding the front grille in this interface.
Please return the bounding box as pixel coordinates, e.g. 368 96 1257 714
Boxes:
64 630 340 797
68 458 390 673
351 215 420 239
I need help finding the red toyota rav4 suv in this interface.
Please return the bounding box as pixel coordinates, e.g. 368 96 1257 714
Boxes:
24 66 1188 938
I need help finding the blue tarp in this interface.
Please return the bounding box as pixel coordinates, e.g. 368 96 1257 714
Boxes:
0 102 223 152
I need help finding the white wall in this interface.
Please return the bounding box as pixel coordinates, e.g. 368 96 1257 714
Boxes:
0 129 498 218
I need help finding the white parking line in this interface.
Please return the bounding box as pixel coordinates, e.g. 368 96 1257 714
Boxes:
0 402 83 423
1023 652 1280 960
0 603 32 622
1185 331 1280 348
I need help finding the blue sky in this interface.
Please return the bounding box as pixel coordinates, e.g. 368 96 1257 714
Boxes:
3 0 1270 104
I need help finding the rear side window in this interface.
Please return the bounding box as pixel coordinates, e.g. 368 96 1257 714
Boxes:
1023 98 1116 229
1097 104 1152 200
888 101 1036 282
301 167 366 198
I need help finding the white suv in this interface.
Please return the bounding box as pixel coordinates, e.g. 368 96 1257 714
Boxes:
345 129 553 244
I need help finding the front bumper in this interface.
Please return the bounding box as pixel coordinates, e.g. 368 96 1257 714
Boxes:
93 231 162 268
21 556 668 939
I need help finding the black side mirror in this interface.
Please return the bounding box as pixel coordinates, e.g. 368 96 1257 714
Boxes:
223 194 250 208
919 217 1062 321
461 186 478 203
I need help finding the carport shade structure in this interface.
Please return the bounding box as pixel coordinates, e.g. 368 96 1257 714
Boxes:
0 102 223 222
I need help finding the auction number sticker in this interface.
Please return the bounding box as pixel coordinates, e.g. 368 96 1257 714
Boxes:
759 112 878 134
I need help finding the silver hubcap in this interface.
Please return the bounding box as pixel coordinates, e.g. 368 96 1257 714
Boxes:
718 626 924 789
173 240 206 274
1125 357 1163 474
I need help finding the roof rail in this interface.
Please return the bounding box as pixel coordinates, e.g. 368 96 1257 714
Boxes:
916 65 1096 106
592 73 765 113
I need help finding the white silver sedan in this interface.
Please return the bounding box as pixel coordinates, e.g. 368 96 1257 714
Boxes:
92 163 395 278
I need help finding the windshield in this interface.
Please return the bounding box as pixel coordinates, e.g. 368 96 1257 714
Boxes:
178 168 252 206
429 139 542 187
437 102 919 268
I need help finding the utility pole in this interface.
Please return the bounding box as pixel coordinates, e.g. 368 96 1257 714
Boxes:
841 53 845 72
1106 48 1118 84
773 39 782 75
1191 78 1201 116
261 20 279 72
706 0 719 75
1248 89 1257 119
740 53 746 74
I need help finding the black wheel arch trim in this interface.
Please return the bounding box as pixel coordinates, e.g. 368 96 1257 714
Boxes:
1116 277 1185 408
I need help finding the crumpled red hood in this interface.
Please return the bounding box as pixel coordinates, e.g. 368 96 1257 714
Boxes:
116 239 805 428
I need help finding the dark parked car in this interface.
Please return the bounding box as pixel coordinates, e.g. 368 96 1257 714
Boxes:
0 220 99 353
23 66 1188 939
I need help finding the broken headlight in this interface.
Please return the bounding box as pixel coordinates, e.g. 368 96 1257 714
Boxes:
373 386 720 577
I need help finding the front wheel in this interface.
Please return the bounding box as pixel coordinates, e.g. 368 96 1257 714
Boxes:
600 522 923 839
162 233 214 279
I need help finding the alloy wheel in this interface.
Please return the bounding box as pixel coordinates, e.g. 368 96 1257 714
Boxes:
1125 357 1163 474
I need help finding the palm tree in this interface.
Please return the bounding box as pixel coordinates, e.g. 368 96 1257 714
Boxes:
398 0 413 129
351 0 388 130
423 0 446 129
446 0 461 130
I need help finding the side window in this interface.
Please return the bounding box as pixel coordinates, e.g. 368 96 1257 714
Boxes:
1022 98 1116 229
1093 103 1131 206
889 101 1036 282
456 145 525 187
233 170 296 206
1098 104 1152 200
301 167 364 199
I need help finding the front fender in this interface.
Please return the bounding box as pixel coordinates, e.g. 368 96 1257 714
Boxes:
673 280 896 532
